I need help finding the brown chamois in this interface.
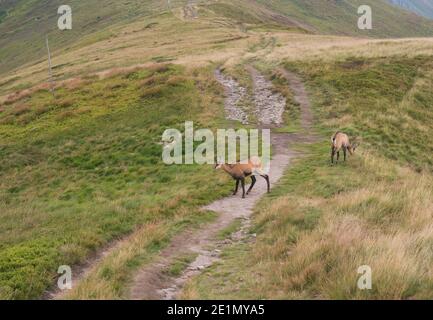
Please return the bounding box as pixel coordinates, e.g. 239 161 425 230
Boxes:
331 131 359 164
215 156 270 198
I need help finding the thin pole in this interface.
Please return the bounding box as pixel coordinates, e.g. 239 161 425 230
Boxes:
45 35 55 95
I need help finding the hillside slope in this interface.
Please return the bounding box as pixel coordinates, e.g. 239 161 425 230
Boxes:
257 0 433 37
0 0 172 75
389 0 433 19
1 0 433 80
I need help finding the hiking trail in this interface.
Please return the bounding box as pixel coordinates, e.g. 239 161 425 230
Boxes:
128 66 316 300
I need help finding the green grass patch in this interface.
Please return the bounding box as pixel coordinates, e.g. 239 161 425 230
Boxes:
285 55 433 172
217 219 243 240
0 63 232 299
166 253 198 277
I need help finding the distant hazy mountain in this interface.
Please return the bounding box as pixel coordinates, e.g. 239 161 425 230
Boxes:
389 0 433 19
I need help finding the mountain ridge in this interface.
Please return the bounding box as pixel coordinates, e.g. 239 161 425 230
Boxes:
1 0 433 87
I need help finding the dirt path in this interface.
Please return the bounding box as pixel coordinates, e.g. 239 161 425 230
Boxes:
247 66 286 126
277 68 314 131
128 66 315 300
214 69 249 124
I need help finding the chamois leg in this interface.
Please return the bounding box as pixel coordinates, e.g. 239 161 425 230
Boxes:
233 179 240 195
336 151 340 163
247 175 256 195
241 178 246 199
331 148 335 164
261 175 270 193
343 147 347 162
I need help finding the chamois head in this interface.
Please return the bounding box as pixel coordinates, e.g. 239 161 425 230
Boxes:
350 138 360 153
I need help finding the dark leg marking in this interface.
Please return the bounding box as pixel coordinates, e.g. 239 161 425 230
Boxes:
261 175 270 193
233 179 239 195
247 175 257 195
241 178 246 199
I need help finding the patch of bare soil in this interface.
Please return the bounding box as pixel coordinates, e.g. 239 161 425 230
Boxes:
128 66 316 300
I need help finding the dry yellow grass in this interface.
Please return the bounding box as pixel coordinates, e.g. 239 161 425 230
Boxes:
266 33 433 62
277 169 433 299
5 30 433 105
185 147 433 299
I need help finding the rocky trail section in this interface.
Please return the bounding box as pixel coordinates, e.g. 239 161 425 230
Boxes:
247 66 286 126
214 69 249 125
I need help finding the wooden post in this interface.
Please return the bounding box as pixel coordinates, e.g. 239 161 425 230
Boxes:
45 35 55 95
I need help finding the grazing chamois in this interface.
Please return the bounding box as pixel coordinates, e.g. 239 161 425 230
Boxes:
215 156 270 198
331 131 359 164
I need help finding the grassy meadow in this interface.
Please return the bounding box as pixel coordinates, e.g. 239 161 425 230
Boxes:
0 63 235 299
1 0 433 301
291 55 433 172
